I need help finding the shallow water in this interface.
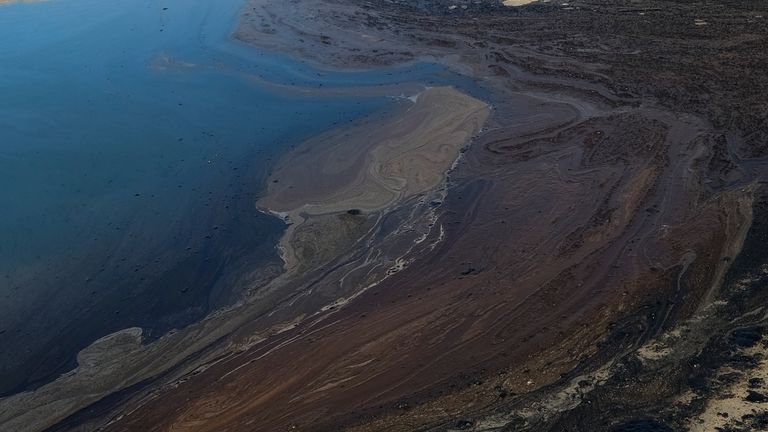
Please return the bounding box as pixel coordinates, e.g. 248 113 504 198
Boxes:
0 0 473 395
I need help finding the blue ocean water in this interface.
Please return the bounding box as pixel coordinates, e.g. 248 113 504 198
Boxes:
0 0 473 395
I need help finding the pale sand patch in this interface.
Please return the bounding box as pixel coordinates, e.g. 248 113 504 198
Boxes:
0 328 146 432
259 86 489 216
0 0 50 6
258 86 489 272
502 0 538 7
687 341 768 431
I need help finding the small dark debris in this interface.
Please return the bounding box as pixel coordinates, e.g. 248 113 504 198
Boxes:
455 419 474 430
746 390 768 403
393 401 410 410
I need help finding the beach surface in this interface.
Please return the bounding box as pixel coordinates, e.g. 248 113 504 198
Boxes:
261 87 488 215
260 86 489 271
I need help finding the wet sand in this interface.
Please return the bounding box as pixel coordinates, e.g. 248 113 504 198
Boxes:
96 55 753 432
113 1 762 431
95 80 755 432
260 86 488 271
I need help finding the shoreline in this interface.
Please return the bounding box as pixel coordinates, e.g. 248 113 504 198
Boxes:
4 0 767 431
233 0 481 76
0 4 493 431
165 2 765 431
257 86 489 272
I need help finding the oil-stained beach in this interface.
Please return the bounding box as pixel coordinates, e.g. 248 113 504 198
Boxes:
2 0 768 431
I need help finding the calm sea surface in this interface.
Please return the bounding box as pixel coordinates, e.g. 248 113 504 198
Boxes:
0 0 476 396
